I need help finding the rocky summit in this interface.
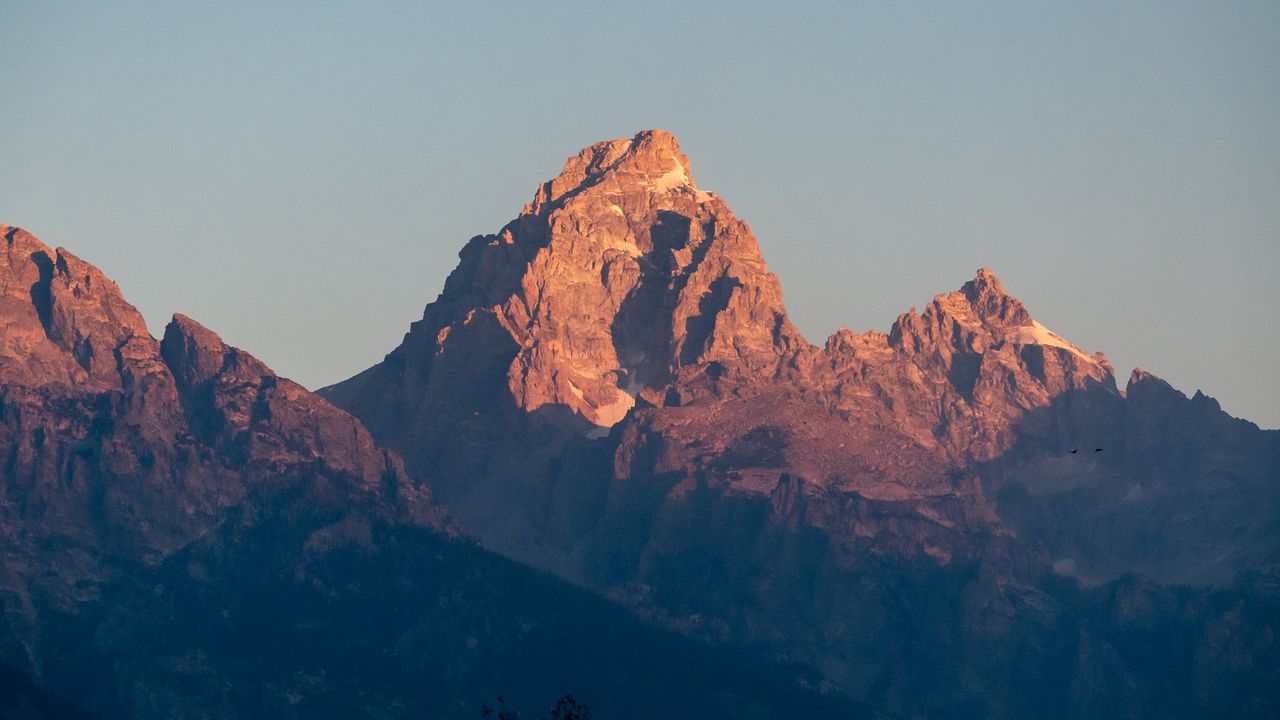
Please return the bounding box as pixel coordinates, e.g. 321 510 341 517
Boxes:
324 130 1280 718
325 130 802 431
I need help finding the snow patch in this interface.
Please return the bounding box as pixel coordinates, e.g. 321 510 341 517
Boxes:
592 388 636 427
567 378 636 428
1006 321 1094 362
652 165 691 192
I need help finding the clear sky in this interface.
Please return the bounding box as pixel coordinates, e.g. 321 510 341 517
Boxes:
3 1 1277 427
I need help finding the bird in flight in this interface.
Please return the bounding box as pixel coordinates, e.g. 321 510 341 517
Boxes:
1094 448 1104 453
1070 449 1079 454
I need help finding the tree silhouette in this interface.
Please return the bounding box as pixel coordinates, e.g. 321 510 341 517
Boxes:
480 694 590 720
480 695 520 720
548 695 591 720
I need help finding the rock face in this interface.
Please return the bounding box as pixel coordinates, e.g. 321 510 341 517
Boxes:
0 225 439 565
323 131 1280 717
0 224 431 713
983 367 1280 585
329 130 801 428
322 131 812 546
1 225 846 719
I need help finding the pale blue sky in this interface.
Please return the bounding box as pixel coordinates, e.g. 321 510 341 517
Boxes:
3 1 1277 427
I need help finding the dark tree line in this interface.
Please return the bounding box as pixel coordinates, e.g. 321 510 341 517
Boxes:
482 694 591 720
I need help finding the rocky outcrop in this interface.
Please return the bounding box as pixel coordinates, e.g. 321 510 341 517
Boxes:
158 312 439 520
0 225 440 563
981 367 1280 586
2 227 157 391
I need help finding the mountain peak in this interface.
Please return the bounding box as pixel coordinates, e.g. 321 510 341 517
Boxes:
885 266 1112 395
964 266 1006 296
527 129 697 214
1 224 154 389
1127 367 1173 392
328 131 805 438
957 266 1032 328
168 311 220 342
161 312 263 389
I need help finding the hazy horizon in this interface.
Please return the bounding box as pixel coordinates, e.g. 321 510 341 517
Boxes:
3 2 1276 427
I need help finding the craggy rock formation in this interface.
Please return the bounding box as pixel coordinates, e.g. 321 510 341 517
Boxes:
321 131 807 538
324 131 1280 717
0 224 440 573
0 224 433 713
328 130 800 425
983 368 1280 586
1 225 846 719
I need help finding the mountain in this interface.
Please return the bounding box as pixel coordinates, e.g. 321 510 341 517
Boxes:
321 130 808 559
4 128 1277 718
0 225 862 719
323 130 1280 717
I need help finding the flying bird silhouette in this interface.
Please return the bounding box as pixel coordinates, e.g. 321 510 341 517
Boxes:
1070 449 1078 454
1094 448 1104 453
